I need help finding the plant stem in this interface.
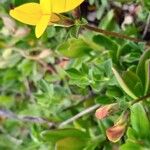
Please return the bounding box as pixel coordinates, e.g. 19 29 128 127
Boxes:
0 109 56 128
2 93 150 128
142 12 150 39
131 93 150 105
59 104 100 128
83 24 150 46
0 104 100 128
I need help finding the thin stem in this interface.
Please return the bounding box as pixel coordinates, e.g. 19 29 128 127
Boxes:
59 104 100 128
83 24 150 46
0 104 100 128
131 93 150 105
142 12 150 39
2 94 150 128
0 109 56 128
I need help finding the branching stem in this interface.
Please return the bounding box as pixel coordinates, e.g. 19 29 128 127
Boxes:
131 93 150 105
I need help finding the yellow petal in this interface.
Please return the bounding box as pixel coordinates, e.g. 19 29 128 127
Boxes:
35 15 50 38
51 0 84 13
40 0 51 14
9 3 42 25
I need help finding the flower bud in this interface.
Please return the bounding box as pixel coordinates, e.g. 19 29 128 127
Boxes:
95 103 119 120
106 110 130 142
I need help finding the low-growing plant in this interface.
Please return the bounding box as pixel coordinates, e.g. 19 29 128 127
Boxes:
0 0 150 149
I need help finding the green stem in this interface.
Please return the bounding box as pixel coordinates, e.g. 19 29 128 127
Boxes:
83 24 150 46
130 93 150 106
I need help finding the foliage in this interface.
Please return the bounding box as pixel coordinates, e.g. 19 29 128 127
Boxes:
0 0 150 150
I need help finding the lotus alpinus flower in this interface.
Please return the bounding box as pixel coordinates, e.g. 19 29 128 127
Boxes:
95 103 119 120
10 0 84 38
106 110 130 142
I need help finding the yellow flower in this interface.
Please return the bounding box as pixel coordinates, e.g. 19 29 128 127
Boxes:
10 0 84 38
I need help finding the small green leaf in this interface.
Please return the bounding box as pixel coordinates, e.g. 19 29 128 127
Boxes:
93 35 118 51
106 86 123 98
69 26 80 38
66 68 83 79
99 10 114 30
95 96 113 104
47 26 56 38
126 127 138 141
112 68 137 99
57 38 92 58
122 71 144 97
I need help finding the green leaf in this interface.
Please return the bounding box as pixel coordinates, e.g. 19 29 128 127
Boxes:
93 35 118 62
106 86 123 98
145 59 150 94
131 103 150 139
47 26 56 38
66 68 90 87
117 42 142 60
96 6 105 20
121 141 142 150
112 68 137 99
85 135 106 150
103 59 113 77
93 35 118 51
66 68 83 79
38 80 54 96
136 49 150 94
69 26 80 38
95 95 113 104
55 137 86 150
41 128 89 142
126 127 138 140
57 38 92 58
122 71 144 97
18 59 34 77
99 9 114 30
